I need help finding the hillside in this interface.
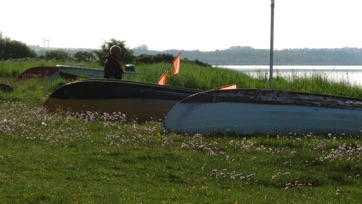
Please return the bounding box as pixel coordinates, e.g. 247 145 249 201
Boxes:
133 46 362 65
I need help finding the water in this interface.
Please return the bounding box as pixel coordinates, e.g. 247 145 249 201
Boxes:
215 65 362 87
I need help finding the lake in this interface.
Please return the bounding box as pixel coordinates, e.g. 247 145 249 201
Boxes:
215 65 362 87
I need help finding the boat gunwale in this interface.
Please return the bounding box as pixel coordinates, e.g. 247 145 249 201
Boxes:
48 78 199 100
180 88 362 111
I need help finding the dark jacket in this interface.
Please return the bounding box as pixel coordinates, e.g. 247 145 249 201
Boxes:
104 55 123 79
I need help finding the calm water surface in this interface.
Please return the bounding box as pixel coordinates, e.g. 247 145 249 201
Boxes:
216 65 362 87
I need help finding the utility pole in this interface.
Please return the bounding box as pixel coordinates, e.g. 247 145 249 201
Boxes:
269 0 275 89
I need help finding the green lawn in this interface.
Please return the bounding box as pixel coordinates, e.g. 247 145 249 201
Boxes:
0 60 361 203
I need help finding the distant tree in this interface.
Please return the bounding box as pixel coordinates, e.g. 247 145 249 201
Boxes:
229 46 254 51
134 53 176 64
0 32 37 60
133 44 148 51
193 59 211 67
152 53 174 63
134 54 154 64
0 32 4 59
94 39 134 66
74 51 96 62
45 49 71 60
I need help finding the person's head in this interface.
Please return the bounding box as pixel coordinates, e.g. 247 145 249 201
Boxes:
110 45 121 59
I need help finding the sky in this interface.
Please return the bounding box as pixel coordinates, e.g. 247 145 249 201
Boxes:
1 0 362 51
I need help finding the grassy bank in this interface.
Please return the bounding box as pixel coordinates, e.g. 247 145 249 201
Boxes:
0 60 361 203
2 59 362 101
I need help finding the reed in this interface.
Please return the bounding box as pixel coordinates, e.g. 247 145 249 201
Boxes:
133 61 362 98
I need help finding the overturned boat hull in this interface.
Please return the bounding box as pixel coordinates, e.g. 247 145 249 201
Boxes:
18 65 135 80
56 65 104 78
17 66 83 80
56 65 137 79
163 89 362 136
43 79 198 120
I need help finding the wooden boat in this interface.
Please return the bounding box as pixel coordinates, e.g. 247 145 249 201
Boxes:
163 89 362 136
43 79 198 120
57 65 137 79
18 65 136 80
18 66 79 80
56 65 104 78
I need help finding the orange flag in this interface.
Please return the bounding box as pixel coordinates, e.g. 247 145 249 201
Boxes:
171 54 181 76
158 71 168 85
220 83 237 90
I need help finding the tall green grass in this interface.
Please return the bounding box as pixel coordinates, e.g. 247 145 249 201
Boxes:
133 62 256 90
133 61 362 98
0 78 65 106
0 59 100 77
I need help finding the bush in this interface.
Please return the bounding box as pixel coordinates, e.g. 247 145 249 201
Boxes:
44 50 71 60
74 51 96 62
134 53 174 64
0 32 37 60
94 39 134 66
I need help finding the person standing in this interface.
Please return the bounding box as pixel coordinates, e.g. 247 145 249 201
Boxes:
104 45 124 79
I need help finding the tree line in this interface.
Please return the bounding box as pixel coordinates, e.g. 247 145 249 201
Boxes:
0 34 206 67
2 31 362 66
0 32 37 60
133 45 362 65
